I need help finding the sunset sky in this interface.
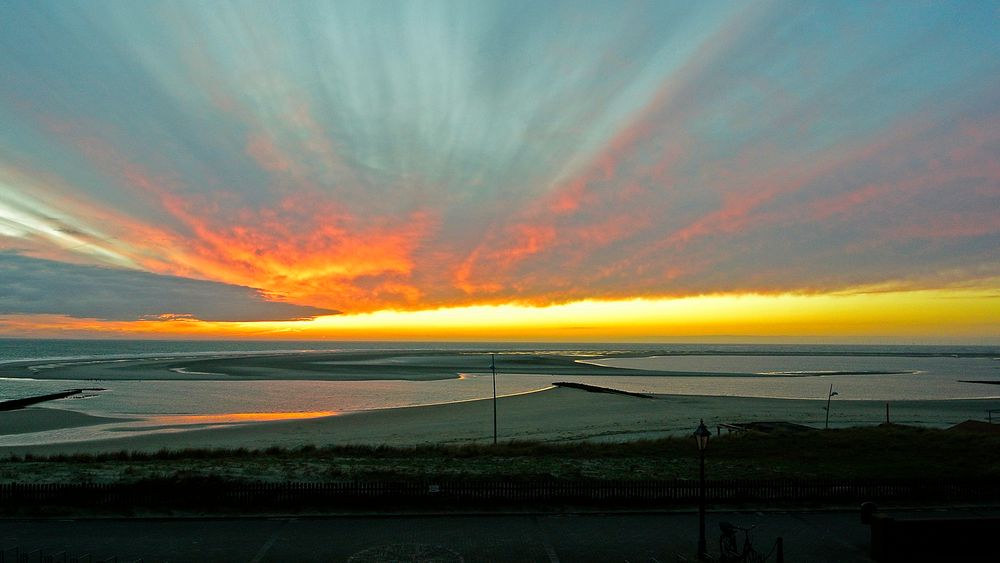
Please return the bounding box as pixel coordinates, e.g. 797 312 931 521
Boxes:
1 1 998 343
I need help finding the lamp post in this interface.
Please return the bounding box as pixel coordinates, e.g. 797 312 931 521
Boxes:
694 419 711 560
824 384 839 430
491 353 497 445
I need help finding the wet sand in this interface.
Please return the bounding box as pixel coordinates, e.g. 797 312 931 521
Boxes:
0 350 671 381
3 350 997 456
0 408 126 435
1 387 995 457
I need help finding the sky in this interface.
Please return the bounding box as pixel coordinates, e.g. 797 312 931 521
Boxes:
1 1 998 343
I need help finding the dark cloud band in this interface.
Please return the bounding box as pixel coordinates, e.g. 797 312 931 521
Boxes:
0 253 336 322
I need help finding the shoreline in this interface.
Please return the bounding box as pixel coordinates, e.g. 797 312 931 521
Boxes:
5 347 996 382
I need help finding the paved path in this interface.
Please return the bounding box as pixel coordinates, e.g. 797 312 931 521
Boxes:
2 507 994 562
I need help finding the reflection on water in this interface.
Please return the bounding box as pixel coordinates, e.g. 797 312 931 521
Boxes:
568 355 1000 401
579 354 995 378
2 351 999 446
150 411 339 425
0 376 554 445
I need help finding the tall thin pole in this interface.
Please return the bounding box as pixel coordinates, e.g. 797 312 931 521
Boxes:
825 384 834 430
491 353 497 445
698 448 707 559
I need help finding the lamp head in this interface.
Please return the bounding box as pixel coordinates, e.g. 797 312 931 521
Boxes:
694 419 711 451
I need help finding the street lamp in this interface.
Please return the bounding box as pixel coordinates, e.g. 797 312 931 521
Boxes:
694 419 711 560
824 384 839 430
491 353 497 445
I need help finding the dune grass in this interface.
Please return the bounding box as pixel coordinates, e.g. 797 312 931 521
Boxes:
2 425 998 484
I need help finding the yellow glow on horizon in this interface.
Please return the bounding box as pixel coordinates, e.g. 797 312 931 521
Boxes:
272 289 1000 341
2 288 997 343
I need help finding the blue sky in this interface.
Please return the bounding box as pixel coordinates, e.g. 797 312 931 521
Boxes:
0 1 998 339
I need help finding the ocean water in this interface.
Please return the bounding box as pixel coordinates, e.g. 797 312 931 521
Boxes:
3 339 996 365
1 339 998 445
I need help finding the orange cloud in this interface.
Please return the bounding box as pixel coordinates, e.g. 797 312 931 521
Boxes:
150 189 435 310
33 120 435 312
10 34 998 324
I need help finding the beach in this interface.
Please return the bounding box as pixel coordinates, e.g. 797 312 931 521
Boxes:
1 344 998 456
2 385 996 457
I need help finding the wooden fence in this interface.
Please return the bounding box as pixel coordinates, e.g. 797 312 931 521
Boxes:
1 478 997 508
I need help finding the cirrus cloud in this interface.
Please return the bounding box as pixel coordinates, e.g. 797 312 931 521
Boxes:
0 1 997 324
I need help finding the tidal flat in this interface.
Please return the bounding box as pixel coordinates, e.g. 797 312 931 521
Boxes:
1 347 998 455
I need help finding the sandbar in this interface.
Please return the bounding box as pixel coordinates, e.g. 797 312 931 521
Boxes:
0 351 672 382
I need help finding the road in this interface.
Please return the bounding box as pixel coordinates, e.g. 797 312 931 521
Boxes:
2 507 994 562
15 507 1000 563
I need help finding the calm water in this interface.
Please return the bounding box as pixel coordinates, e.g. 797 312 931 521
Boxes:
3 339 996 365
1 339 998 445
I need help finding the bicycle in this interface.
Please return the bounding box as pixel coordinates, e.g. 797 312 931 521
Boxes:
718 521 765 563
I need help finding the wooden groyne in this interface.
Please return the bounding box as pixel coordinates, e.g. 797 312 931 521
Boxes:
552 381 654 399
0 389 102 411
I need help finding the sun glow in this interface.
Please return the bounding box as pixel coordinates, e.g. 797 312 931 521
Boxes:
283 289 999 342
2 3 998 344
3 289 997 343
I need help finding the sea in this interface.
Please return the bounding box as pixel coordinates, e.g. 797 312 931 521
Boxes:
1 339 998 445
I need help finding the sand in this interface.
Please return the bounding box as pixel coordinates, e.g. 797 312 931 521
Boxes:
0 350 666 381
0 408 125 435
1 387 996 457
